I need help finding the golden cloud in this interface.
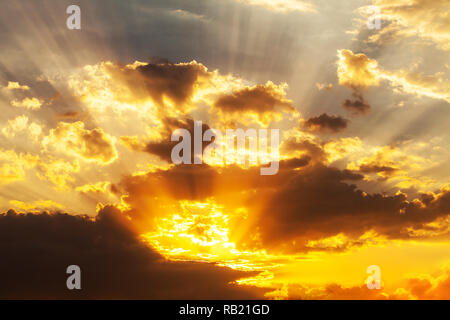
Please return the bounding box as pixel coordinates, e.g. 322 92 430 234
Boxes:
75 181 111 194
9 199 63 211
214 81 295 124
11 97 42 110
2 115 42 139
35 158 80 190
43 121 118 165
6 81 29 91
337 49 450 102
337 49 380 88
363 0 450 51
0 149 37 184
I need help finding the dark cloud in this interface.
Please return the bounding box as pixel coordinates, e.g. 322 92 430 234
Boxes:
279 156 311 169
55 111 84 120
280 138 326 163
113 157 315 236
342 91 370 115
256 164 450 250
214 83 293 114
108 61 210 106
304 113 349 133
0 206 264 299
286 269 450 299
122 117 212 163
286 283 391 300
114 148 450 253
81 128 117 162
359 163 398 176
147 118 212 163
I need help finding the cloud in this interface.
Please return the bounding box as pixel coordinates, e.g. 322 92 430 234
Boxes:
67 59 299 134
9 200 63 211
403 269 450 299
75 181 111 194
341 91 371 115
0 148 79 190
2 115 42 139
323 137 363 163
35 158 80 190
254 164 450 250
43 121 117 165
337 49 450 103
380 69 450 102
362 0 450 51
315 83 333 91
0 207 264 299
349 146 399 178
304 113 349 133
281 138 326 163
346 144 437 189
104 60 211 107
305 230 387 252
0 149 37 184
5 81 29 91
279 283 391 300
112 153 450 254
280 267 450 299
121 117 212 164
214 81 294 117
11 97 42 110
55 111 84 120
234 0 316 13
337 49 380 88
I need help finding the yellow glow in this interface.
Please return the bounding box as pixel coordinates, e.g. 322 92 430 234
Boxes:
141 200 285 271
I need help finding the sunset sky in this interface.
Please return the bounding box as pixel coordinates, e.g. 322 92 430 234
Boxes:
0 0 449 299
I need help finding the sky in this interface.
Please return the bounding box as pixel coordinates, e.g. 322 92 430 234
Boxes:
0 0 449 299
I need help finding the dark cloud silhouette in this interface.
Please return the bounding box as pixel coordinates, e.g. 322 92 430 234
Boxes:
121 117 212 163
0 206 264 299
359 163 398 176
107 61 210 106
256 164 450 250
214 83 293 114
114 157 450 253
304 113 349 133
342 91 370 115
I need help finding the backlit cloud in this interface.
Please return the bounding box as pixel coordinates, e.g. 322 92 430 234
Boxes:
43 121 117 165
11 97 42 110
360 0 450 51
337 49 450 103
